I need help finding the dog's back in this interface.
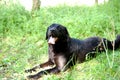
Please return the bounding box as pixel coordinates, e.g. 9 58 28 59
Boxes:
68 35 120 63
67 37 101 62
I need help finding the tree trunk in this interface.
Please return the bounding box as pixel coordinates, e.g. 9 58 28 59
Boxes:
32 0 40 11
95 0 98 5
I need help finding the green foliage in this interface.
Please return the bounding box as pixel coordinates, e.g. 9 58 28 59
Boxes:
0 0 120 79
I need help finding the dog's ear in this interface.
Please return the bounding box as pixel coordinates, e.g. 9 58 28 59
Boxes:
59 25 70 41
60 25 69 37
45 27 49 40
63 26 69 37
64 27 70 41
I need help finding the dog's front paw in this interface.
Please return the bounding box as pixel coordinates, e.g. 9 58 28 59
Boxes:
25 68 37 73
27 74 40 80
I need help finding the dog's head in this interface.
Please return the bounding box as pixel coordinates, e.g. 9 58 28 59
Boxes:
46 23 69 44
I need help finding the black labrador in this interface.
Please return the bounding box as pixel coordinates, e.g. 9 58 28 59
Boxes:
25 23 120 79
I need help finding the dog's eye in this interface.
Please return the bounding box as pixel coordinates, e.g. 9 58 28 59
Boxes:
52 35 56 37
51 33 57 37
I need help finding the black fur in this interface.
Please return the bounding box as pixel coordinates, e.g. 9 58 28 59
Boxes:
25 23 120 79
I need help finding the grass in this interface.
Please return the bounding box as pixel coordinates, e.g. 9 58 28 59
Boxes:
0 0 120 80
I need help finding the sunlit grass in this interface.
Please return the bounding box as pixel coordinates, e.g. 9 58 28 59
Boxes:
0 0 120 79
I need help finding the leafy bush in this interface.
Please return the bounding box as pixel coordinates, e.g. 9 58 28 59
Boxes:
0 0 120 79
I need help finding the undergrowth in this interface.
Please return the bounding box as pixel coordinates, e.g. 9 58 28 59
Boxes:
0 0 120 80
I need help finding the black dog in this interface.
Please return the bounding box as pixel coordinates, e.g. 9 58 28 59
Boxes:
25 23 120 79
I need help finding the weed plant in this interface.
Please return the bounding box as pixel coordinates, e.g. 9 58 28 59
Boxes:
0 0 120 79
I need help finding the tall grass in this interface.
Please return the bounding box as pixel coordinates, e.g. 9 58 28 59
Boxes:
0 0 120 79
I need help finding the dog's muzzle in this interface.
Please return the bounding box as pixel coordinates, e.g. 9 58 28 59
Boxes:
48 36 58 44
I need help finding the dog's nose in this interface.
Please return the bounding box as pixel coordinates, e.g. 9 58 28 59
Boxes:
48 36 58 44
48 37 55 44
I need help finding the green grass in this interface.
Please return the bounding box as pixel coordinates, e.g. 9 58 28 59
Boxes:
0 0 120 80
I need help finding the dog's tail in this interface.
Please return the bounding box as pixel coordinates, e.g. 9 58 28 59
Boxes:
103 35 120 50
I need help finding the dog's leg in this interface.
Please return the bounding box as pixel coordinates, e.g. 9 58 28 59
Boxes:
114 35 120 49
102 35 120 50
25 60 54 73
27 55 67 79
27 67 60 79
25 48 55 73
